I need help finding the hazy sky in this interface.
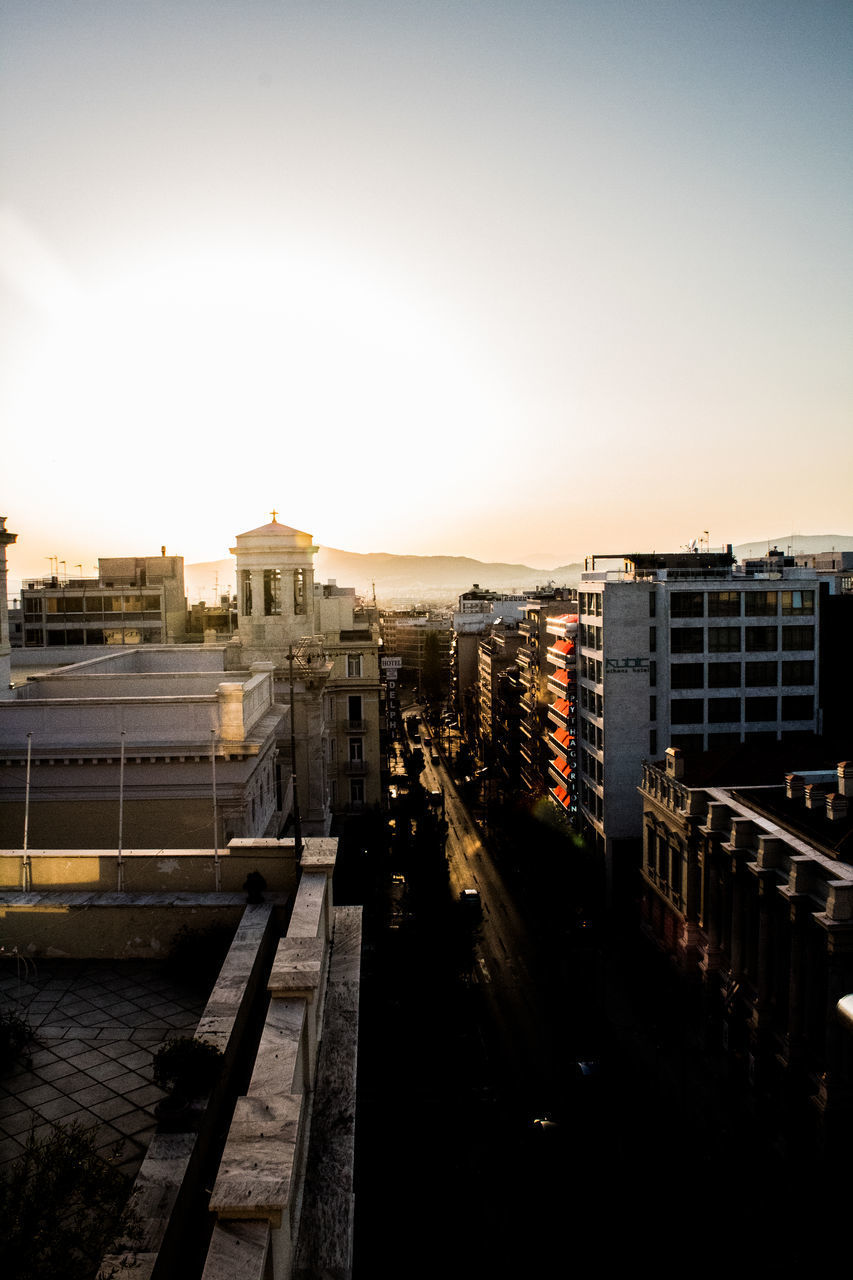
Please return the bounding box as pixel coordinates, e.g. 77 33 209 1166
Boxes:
2 0 851 585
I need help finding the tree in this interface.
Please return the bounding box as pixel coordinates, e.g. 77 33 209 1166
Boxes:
0 1120 139 1280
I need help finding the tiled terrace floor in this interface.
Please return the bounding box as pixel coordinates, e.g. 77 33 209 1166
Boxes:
0 958 207 1179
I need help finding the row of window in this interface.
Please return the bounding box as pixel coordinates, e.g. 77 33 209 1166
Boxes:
577 592 603 617
668 589 814 618
670 625 814 654
23 627 163 646
24 594 163 616
670 694 814 724
671 659 814 689
579 623 603 650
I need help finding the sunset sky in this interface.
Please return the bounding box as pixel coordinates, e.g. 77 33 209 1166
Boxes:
2 1 851 587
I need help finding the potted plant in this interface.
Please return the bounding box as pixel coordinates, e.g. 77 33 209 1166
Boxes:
152 1036 222 1132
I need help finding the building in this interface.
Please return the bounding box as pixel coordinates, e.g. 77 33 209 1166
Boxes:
0 835 360 1279
513 591 576 799
639 747 853 1145
18 551 187 649
229 518 382 820
0 647 288 849
0 516 16 696
379 609 452 697
543 612 579 824
576 549 829 895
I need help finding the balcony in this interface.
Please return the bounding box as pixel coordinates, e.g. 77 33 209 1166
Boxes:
346 719 366 732
345 760 368 776
547 698 573 727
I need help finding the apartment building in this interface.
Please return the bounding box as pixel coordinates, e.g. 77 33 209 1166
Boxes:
18 551 187 648
543 612 579 823
640 748 853 1143
576 549 827 892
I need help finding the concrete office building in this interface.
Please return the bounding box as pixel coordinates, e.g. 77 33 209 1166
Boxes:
576 549 828 894
18 552 187 649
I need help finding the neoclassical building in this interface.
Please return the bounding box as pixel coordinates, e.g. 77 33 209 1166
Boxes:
640 747 853 1142
228 517 382 824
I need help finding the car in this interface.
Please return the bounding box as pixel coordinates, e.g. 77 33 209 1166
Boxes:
430 752 440 764
459 888 481 907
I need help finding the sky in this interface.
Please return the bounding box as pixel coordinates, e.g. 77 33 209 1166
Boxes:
1 0 851 588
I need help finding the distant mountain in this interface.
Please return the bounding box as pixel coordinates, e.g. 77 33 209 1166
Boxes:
733 534 853 559
185 533 851 606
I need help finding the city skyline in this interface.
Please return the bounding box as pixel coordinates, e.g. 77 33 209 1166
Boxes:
2 2 851 576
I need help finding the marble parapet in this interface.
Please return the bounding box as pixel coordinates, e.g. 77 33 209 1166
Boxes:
268 936 325 999
209 1093 304 1227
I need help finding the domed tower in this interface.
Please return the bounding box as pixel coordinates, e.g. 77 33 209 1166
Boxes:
230 515 319 658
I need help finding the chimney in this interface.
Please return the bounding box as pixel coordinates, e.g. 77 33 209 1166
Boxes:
838 761 853 799
826 793 849 822
786 773 804 801
161 546 166 557
804 783 825 811
665 746 684 780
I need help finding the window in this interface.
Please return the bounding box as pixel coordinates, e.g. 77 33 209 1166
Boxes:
670 628 702 654
649 729 657 755
348 738 363 762
670 733 703 752
745 627 777 652
708 662 740 688
747 591 777 617
781 694 813 720
708 697 740 723
241 571 252 615
708 627 741 653
671 663 704 689
649 696 657 721
781 590 814 615
671 698 703 724
348 694 363 725
671 592 704 618
709 731 741 748
263 569 281 616
708 591 741 618
649 626 657 651
745 661 777 686
782 660 814 685
347 654 363 677
649 593 656 618
745 696 777 722
782 626 814 651
649 659 656 687
350 779 365 806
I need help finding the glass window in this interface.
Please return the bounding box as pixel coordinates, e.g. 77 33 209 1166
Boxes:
142 593 161 613
708 697 740 723
671 663 704 689
708 662 740 688
781 694 813 720
782 659 814 685
747 591 777 617
347 654 363 678
709 731 741 748
671 592 704 618
708 627 741 653
348 738 363 762
708 592 741 617
745 661 777 686
745 696 777 722
649 593 656 618
63 595 84 614
23 597 41 616
671 698 703 724
670 628 703 654
781 590 814 615
745 626 777 652
782 626 814 651
670 733 703 752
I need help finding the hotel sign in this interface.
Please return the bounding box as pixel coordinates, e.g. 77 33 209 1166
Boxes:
606 657 650 674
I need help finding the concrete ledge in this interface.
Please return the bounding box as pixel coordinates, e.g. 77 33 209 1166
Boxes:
209 1093 304 1227
268 937 325 998
202 1221 272 1280
99 1132 196 1280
